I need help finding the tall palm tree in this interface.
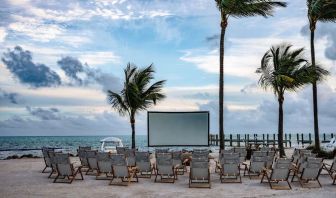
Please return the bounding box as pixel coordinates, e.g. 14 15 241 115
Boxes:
307 0 336 152
215 0 287 150
257 43 328 157
107 63 166 149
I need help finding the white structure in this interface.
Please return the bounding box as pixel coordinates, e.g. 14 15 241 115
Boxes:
100 137 123 153
322 137 336 152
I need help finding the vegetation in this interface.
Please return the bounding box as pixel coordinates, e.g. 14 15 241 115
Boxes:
306 0 336 152
215 0 287 150
107 63 165 149
257 43 328 157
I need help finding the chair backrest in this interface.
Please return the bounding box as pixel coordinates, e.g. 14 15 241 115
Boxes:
301 158 322 180
192 150 209 161
220 153 240 164
86 150 98 169
111 154 127 166
260 147 271 152
79 146 91 151
155 148 169 154
48 150 59 170
250 156 266 172
156 153 173 175
42 147 54 158
221 148 234 154
331 157 336 171
125 148 135 157
135 151 151 171
267 151 275 157
270 160 291 181
111 154 129 178
253 151 268 157
116 147 127 155
55 153 72 176
97 152 112 173
190 159 209 180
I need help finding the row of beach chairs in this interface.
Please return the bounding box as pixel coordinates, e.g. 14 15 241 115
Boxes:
41 147 336 188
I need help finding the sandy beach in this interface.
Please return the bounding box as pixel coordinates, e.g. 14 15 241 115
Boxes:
0 153 335 198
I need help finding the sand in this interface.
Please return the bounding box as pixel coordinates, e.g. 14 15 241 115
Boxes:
0 153 335 198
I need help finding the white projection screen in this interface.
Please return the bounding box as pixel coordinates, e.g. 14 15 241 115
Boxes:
147 111 209 147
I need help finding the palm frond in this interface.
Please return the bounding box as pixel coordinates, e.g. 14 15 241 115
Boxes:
107 90 128 116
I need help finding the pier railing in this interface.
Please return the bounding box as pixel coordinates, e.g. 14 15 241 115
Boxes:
208 133 335 147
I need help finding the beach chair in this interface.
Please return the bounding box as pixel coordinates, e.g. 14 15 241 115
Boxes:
125 148 136 167
78 146 91 151
110 154 138 186
219 153 241 183
41 147 54 173
243 156 266 179
85 150 98 175
155 153 176 183
77 149 89 170
135 151 153 178
47 150 59 178
260 158 292 190
172 151 185 175
189 158 211 188
322 156 336 185
192 150 209 161
234 147 247 164
253 151 268 157
53 153 83 184
116 147 127 155
291 157 323 188
96 152 113 180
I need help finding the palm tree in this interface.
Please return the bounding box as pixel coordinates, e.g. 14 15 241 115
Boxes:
307 0 336 152
215 0 287 150
257 43 328 157
107 63 166 149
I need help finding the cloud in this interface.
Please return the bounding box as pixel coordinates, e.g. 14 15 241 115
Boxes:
301 23 336 60
57 56 85 85
0 89 19 105
26 106 61 120
0 27 7 42
199 83 336 134
1 46 61 88
78 52 121 65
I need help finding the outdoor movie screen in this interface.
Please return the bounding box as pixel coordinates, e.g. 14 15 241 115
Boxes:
147 111 209 147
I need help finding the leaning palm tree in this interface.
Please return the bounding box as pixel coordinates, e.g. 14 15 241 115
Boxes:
107 63 166 149
257 43 328 157
215 0 287 150
307 0 336 152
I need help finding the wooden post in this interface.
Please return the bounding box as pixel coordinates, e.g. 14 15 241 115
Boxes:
309 133 312 144
331 133 334 138
266 134 269 146
289 134 292 147
301 133 304 148
273 134 276 147
247 134 250 146
237 134 240 147
262 134 265 146
215 134 218 146
297 133 299 146
323 133 326 142
285 134 288 147
229 134 233 146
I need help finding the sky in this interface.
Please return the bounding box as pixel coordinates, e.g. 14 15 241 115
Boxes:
0 0 335 136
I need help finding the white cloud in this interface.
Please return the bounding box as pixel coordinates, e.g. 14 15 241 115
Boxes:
79 52 121 65
0 28 7 42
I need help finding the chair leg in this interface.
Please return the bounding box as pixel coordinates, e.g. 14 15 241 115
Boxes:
53 174 59 183
317 179 322 187
42 166 48 173
287 180 292 190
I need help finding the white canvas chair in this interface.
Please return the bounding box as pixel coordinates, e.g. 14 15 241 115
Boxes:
189 158 210 188
41 147 54 173
53 153 83 184
260 158 292 190
291 157 323 188
77 146 91 170
244 156 266 179
219 153 241 183
172 151 185 175
323 156 336 185
155 153 176 183
110 154 138 186
85 150 98 175
135 151 153 178
96 152 113 180
125 148 136 167
234 147 247 164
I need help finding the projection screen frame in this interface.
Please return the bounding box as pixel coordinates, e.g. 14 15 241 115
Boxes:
147 111 210 147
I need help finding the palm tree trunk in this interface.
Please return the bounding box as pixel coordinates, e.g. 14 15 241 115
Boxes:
278 96 285 157
310 22 320 151
219 17 227 151
130 115 135 149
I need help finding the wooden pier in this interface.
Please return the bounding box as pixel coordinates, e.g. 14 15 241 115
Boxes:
208 133 335 147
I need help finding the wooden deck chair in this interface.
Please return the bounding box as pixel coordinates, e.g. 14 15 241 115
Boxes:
110 154 138 186
219 153 241 183
322 156 336 185
192 150 209 161
53 153 83 184
260 158 292 190
155 153 176 183
85 150 98 175
96 152 113 180
41 147 54 173
172 151 185 175
135 151 153 178
291 157 323 188
47 150 59 178
189 158 211 188
77 149 89 170
125 148 136 167
243 156 266 179
234 147 247 164
215 149 234 173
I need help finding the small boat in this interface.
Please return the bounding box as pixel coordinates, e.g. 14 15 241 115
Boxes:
100 137 123 153
322 137 336 152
